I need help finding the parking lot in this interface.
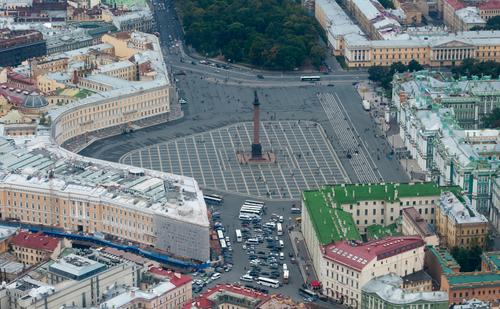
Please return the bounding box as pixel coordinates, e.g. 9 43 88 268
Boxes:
187 192 345 307
120 120 348 200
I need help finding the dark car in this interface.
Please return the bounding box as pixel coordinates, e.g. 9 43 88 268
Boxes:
257 74 264 79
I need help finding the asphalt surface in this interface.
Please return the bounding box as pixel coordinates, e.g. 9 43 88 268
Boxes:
76 1 408 305
198 191 346 308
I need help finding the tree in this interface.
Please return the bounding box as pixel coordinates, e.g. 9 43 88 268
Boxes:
378 0 395 9
178 0 325 70
310 44 326 68
486 16 500 30
451 246 483 272
483 108 500 128
368 66 389 83
407 60 424 72
390 61 406 74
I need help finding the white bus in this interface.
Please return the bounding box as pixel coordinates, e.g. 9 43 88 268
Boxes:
241 204 263 210
241 207 263 215
220 239 227 249
239 214 259 221
245 200 265 206
277 223 283 236
204 194 223 205
217 230 224 240
300 76 320 82
256 277 280 288
240 209 262 216
242 203 264 210
242 202 263 207
235 229 242 243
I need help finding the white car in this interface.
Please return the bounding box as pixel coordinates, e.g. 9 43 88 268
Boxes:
242 244 247 249
240 274 254 282
211 272 221 280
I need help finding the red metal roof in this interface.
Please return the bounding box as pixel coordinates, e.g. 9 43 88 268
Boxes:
182 284 270 309
10 231 59 252
148 266 192 288
445 0 465 10
323 236 425 271
479 0 500 10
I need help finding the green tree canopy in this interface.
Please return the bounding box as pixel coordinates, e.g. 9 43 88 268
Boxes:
451 246 483 272
483 108 500 129
178 0 326 70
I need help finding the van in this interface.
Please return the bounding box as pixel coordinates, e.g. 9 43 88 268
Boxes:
279 240 284 248
240 274 254 282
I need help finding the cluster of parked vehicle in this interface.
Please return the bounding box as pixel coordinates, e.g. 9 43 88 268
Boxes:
237 209 290 288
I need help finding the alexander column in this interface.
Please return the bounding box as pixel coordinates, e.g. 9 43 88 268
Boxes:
251 90 262 159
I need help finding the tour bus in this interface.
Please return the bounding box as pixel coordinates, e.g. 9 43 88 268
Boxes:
300 76 321 82
235 229 243 243
241 204 263 210
291 208 301 214
241 206 263 215
299 288 318 300
239 214 260 221
204 194 223 205
240 209 262 216
242 203 264 210
245 200 265 206
256 277 280 288
277 223 283 236
217 229 224 240
220 239 227 250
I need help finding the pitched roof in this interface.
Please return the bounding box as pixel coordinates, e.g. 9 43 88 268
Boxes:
479 0 500 10
148 266 192 287
445 0 465 10
323 236 425 271
183 284 270 309
10 231 59 252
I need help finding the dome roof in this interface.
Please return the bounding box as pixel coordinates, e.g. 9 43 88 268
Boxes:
22 93 48 109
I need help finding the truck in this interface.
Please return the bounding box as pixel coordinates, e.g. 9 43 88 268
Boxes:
283 269 289 284
362 100 371 111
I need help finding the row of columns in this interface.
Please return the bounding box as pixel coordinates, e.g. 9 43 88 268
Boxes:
433 47 475 61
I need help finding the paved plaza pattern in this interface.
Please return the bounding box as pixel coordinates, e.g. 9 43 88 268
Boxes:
120 120 349 199
318 92 382 183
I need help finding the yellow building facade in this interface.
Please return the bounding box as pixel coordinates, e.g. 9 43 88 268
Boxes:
435 192 489 249
344 35 500 68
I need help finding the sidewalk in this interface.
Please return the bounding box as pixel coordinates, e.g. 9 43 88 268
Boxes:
289 230 318 285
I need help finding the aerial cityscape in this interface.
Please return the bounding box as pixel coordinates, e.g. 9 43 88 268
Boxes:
0 0 498 308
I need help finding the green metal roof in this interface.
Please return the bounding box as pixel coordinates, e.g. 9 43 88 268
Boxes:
366 223 401 241
447 273 500 286
302 190 361 245
325 182 449 207
426 246 460 275
482 252 500 271
302 183 462 246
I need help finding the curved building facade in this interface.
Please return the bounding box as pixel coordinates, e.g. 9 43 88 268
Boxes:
0 31 209 263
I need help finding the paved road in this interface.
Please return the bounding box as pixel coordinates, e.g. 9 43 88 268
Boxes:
81 81 408 185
